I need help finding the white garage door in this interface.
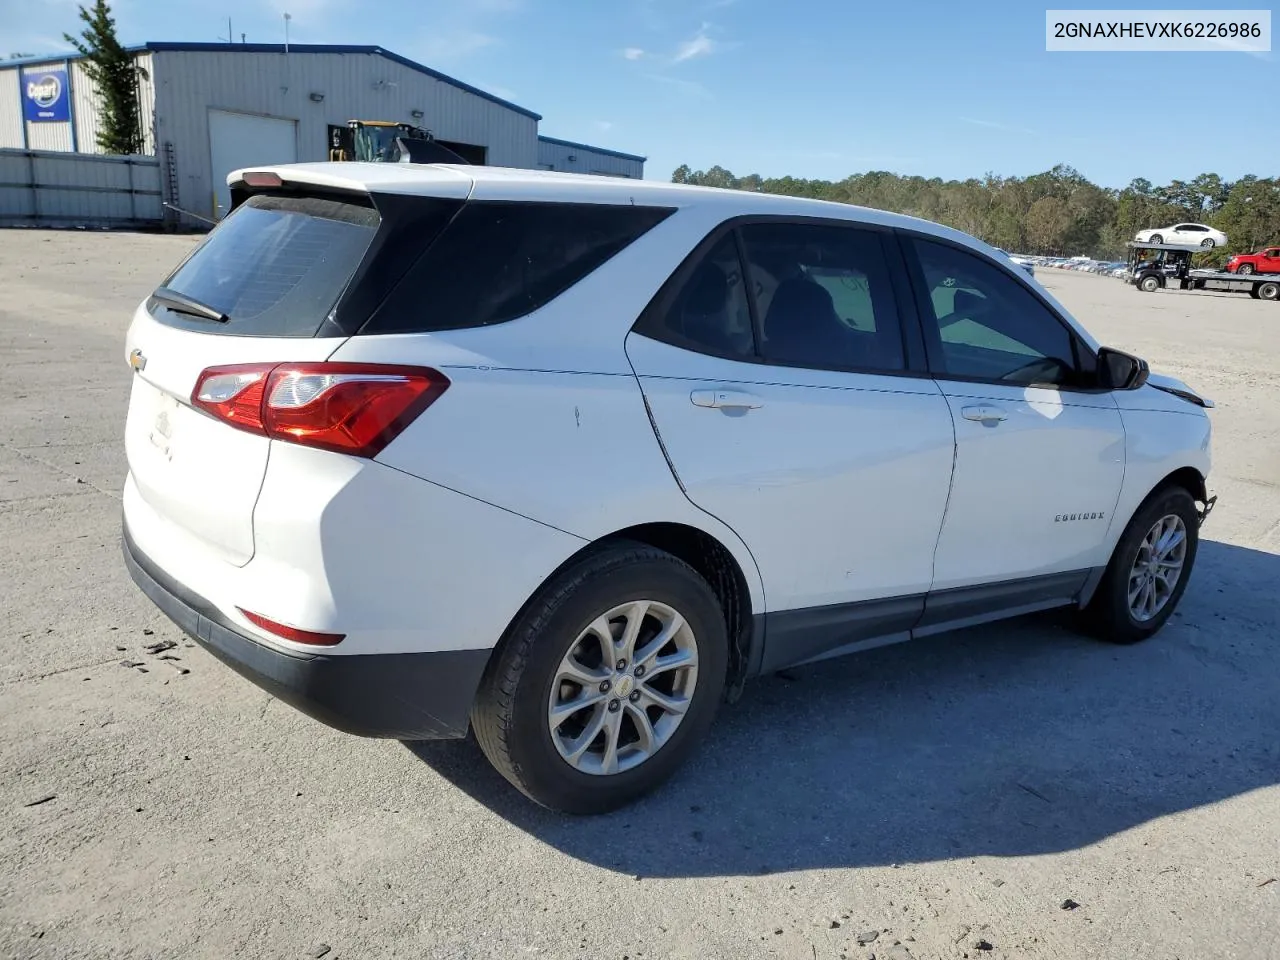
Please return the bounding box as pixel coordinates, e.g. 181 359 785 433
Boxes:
208 110 297 219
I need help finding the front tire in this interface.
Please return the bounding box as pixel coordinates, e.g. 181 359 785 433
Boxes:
471 542 729 814
1139 275 1161 293
1084 487 1199 644
1201 238 1215 248
1237 263 1255 275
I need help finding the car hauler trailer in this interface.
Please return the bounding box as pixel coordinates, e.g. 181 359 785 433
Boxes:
1127 242 1279 301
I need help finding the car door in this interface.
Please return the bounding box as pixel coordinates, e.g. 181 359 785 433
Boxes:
626 220 956 670
1264 248 1280 273
901 234 1126 619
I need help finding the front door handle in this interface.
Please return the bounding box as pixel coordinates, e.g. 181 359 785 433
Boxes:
961 403 1008 423
690 388 763 410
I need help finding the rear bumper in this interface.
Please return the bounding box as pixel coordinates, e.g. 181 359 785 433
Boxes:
122 523 489 740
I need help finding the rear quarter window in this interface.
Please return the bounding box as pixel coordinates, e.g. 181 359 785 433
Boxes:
362 201 674 334
153 194 381 338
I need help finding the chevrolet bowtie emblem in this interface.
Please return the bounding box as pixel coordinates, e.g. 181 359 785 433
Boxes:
129 348 147 372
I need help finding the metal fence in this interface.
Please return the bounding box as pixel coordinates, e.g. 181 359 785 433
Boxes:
0 148 163 227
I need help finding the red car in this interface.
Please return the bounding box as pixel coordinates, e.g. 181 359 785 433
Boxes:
1226 247 1280 275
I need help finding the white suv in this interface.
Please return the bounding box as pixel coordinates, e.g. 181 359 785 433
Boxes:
122 163 1216 813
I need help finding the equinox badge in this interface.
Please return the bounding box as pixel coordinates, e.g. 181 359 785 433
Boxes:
128 348 146 372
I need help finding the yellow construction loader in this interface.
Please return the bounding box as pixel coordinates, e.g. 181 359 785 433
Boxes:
327 121 469 164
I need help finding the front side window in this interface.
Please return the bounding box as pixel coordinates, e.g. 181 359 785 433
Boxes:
739 222 905 372
912 238 1083 387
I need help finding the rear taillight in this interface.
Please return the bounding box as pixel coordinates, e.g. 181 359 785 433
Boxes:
238 608 345 646
192 363 448 457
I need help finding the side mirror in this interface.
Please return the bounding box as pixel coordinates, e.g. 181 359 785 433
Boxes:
1097 347 1149 390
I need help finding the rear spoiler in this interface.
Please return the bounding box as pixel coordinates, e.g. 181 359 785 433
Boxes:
227 171 374 216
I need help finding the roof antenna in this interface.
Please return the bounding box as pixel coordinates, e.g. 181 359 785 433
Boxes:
283 12 291 53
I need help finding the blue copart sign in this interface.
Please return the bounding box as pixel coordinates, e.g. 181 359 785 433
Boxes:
23 66 71 123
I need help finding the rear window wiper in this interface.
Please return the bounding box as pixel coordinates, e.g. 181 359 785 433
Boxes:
150 286 229 324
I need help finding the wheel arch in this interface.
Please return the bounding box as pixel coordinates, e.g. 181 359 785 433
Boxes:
485 521 763 703
1082 465 1210 608
582 522 760 692
1157 465 1208 505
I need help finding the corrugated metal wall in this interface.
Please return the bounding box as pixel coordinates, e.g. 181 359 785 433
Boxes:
0 69 22 148
0 54 157 155
71 53 157 155
152 49 539 219
0 147 162 226
537 138 644 179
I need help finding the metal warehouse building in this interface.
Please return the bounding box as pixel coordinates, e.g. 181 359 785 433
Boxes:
0 42 645 224
537 136 644 180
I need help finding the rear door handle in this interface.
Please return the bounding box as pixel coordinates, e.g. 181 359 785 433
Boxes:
961 403 1007 423
690 388 763 410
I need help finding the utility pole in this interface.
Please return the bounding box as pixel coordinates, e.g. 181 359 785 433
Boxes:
283 12 291 53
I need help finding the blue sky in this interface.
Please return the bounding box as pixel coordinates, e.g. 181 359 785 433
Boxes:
7 0 1277 186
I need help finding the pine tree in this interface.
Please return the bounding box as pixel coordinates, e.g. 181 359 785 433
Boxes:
64 0 142 155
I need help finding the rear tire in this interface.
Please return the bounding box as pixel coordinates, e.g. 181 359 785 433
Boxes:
1258 281 1279 301
1083 487 1199 644
471 541 729 814
1149 234 1163 244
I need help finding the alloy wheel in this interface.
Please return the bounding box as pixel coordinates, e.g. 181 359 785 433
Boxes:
548 600 699 776
1127 514 1187 622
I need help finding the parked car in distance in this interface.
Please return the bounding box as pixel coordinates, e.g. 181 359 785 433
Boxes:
1134 223 1228 248
121 162 1217 814
995 248 1035 277
1226 246 1280 275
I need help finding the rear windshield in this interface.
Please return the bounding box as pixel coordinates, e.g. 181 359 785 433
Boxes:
153 194 380 337
363 201 674 334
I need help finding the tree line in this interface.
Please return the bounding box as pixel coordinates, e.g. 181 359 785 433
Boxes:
671 163 1280 262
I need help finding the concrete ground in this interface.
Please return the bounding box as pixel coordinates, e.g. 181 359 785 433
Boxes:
1 231 1277 960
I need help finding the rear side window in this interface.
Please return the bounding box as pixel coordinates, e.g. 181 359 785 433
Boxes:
637 234 756 359
740 222 905 372
364 201 673 334
154 194 380 337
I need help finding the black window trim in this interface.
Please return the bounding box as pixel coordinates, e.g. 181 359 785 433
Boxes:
360 197 677 336
632 213 932 381
893 228 1108 395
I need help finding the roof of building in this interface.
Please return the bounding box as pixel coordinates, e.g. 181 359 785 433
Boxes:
537 135 646 164
4 42 542 120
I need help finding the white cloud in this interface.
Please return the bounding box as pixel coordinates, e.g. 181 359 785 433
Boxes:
673 29 715 62
622 46 646 60
595 120 614 131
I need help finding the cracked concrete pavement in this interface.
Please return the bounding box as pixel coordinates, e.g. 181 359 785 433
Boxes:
1 231 1277 959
